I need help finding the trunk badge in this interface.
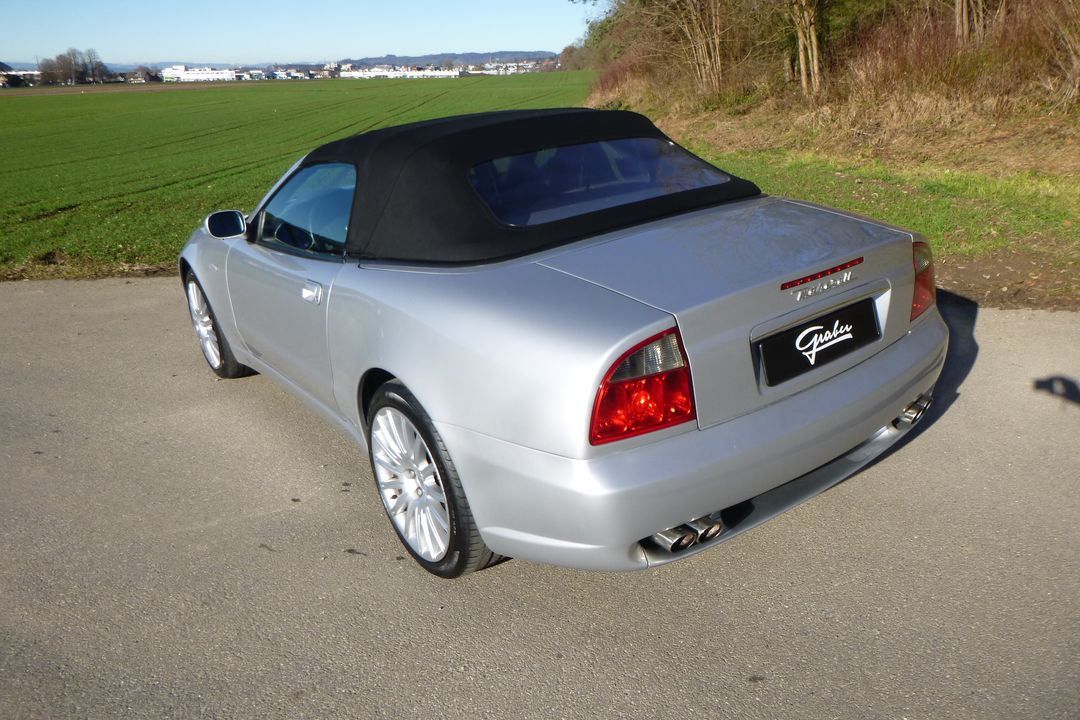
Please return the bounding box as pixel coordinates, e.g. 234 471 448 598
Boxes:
782 258 862 302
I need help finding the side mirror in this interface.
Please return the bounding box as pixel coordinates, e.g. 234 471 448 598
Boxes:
205 210 247 239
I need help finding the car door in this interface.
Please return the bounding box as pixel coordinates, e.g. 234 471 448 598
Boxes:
226 162 356 410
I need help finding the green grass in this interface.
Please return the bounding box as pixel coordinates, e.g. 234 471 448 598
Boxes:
687 144 1080 262
3 72 1076 279
0 73 593 276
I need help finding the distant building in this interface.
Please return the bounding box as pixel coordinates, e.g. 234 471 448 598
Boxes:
464 61 539 76
340 67 459 80
161 65 236 82
1 69 41 86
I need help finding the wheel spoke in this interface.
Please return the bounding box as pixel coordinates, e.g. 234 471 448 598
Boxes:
414 505 429 557
408 430 425 465
399 500 412 540
424 481 446 507
429 505 449 533
373 452 406 479
201 337 220 367
391 414 414 464
387 492 409 517
417 504 432 557
425 505 444 557
373 416 408 468
425 504 448 555
383 412 404 456
374 470 405 490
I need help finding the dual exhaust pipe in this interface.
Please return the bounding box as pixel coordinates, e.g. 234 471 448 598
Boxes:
652 393 933 554
651 515 724 553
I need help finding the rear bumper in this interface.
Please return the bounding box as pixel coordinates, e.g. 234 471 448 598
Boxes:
437 309 948 571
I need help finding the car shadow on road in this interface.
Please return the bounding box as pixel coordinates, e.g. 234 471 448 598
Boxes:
864 289 980 468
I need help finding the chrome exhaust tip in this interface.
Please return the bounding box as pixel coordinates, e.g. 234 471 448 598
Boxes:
651 525 698 553
687 516 724 543
896 394 932 427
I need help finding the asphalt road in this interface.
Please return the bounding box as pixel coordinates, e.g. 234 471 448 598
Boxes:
1 277 1077 719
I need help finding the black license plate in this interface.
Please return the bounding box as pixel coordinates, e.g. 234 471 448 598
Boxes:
758 298 880 386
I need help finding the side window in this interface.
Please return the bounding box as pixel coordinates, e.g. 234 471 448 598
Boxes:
260 163 356 258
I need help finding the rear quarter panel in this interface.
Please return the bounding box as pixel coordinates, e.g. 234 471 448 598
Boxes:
326 261 673 459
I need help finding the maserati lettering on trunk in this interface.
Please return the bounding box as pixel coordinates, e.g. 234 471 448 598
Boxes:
790 270 854 302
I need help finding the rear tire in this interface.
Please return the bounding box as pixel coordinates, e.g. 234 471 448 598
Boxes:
366 381 498 578
184 272 254 379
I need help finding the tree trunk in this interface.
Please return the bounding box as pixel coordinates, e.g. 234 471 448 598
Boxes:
956 0 1000 45
956 0 970 44
791 0 821 96
808 5 822 94
796 26 809 95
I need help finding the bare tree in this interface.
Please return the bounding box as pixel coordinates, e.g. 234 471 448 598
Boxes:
790 0 823 95
38 57 61 85
34 47 110 85
606 0 761 98
54 48 88 84
954 0 1008 44
84 48 108 83
1040 0 1080 106
560 44 591 70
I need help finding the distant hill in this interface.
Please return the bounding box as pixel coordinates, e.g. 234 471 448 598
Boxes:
0 62 12 72
340 51 555 67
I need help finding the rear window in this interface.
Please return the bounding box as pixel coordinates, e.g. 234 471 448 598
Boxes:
467 137 731 227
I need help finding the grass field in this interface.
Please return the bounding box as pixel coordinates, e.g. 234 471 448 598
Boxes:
0 73 593 277
682 143 1078 308
688 145 1079 260
1 72 1076 306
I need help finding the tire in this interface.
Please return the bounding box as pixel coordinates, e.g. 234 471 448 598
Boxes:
366 381 498 578
184 272 254 379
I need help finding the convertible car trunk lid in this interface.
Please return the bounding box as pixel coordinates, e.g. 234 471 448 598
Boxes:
538 195 919 429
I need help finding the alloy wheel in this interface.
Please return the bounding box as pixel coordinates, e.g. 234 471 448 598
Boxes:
370 407 450 561
186 280 222 370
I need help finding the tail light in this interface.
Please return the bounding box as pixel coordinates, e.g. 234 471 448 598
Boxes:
910 241 936 321
590 328 696 445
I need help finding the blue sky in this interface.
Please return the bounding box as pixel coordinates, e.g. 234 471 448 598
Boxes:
2 0 600 65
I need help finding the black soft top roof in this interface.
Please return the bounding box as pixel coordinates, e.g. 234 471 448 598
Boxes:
302 108 760 263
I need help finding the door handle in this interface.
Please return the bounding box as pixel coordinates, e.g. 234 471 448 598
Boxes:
301 280 323 305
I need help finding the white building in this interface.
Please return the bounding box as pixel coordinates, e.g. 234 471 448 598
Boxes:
340 68 459 80
161 65 237 82
470 61 538 76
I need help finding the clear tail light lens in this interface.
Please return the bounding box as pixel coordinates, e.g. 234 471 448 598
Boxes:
590 329 696 445
910 241 937 321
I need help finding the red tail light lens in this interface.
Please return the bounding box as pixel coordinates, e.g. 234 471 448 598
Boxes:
590 329 696 445
911 241 937 321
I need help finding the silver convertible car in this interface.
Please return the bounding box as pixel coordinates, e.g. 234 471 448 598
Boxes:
180 109 947 578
